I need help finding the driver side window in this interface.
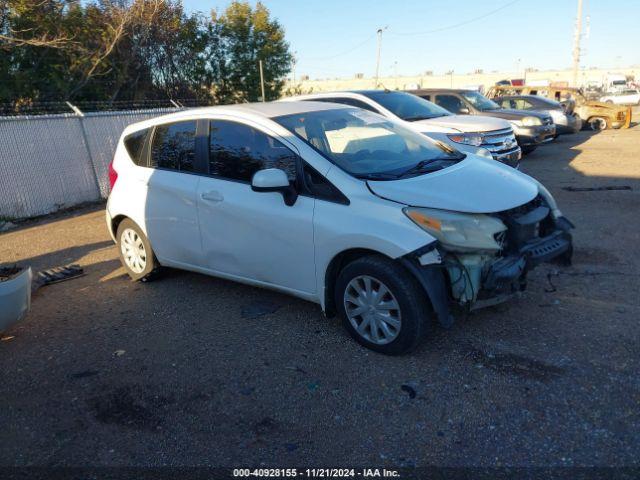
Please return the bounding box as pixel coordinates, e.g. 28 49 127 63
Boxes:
208 120 298 183
435 94 465 113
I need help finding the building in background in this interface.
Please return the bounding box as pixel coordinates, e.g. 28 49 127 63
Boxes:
286 67 640 94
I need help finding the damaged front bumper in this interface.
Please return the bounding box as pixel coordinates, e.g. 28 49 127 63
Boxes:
402 199 573 327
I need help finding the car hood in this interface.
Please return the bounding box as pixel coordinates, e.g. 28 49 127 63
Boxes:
585 100 628 113
474 108 548 121
414 114 511 133
367 156 539 213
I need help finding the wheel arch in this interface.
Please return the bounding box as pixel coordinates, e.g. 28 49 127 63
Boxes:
110 214 128 240
322 246 449 323
323 248 390 318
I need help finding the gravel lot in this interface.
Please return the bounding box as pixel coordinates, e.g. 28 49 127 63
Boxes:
1 117 639 469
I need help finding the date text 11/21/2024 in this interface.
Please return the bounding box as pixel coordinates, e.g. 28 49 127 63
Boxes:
232 468 401 477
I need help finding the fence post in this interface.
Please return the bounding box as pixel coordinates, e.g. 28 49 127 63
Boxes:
66 102 103 199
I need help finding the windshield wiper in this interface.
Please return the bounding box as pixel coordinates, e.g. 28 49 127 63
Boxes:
396 156 464 179
356 172 401 180
403 115 435 122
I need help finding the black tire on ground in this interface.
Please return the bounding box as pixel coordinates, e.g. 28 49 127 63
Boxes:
587 117 610 131
334 255 432 355
521 145 537 155
116 218 160 282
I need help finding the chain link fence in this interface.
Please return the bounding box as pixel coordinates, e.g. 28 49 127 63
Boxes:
0 106 181 219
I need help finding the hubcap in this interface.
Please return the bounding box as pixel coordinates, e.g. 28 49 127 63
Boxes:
120 228 147 274
590 118 606 131
343 275 401 345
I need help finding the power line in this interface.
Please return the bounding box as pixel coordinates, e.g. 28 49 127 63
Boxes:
304 32 376 61
388 0 522 37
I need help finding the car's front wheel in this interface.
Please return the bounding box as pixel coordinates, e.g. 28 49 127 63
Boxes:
116 219 159 281
587 116 609 131
521 145 537 155
335 255 431 355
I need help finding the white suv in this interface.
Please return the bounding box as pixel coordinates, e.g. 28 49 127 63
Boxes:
107 101 573 355
281 90 522 167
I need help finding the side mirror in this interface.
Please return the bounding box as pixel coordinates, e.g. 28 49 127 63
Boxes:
458 107 470 115
251 168 298 206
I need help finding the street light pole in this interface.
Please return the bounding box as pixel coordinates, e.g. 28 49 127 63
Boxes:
572 0 584 87
374 26 387 88
259 60 266 102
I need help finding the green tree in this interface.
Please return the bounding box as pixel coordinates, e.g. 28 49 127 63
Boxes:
0 0 292 108
214 1 292 103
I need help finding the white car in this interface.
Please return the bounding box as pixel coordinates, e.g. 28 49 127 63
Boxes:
600 89 640 105
281 90 522 168
106 101 573 355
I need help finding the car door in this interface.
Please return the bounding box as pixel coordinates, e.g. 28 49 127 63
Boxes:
196 118 316 294
144 120 204 267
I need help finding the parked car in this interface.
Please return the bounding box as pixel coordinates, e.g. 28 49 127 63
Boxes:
486 85 632 131
408 88 556 155
494 95 582 135
107 101 573 355
281 90 522 168
0 266 32 332
600 89 640 105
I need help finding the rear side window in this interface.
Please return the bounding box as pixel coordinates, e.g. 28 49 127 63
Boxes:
124 129 149 165
150 121 196 172
208 120 298 182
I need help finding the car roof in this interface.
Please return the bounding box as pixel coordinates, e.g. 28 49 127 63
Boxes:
121 101 344 135
407 88 473 93
494 94 561 105
161 101 340 120
282 89 406 100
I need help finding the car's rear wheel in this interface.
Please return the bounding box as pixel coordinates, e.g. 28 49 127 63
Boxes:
116 219 159 281
587 116 609 131
335 255 431 355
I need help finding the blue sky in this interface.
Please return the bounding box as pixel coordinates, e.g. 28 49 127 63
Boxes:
181 0 640 79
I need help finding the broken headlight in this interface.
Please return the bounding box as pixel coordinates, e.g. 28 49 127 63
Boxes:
404 207 507 252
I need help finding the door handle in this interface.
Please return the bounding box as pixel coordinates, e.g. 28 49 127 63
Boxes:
201 191 224 202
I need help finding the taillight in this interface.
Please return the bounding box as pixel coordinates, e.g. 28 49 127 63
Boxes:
108 161 118 191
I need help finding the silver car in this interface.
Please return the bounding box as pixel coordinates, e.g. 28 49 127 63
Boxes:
495 95 582 135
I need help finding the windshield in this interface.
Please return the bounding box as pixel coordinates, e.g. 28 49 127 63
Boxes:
361 91 452 121
460 91 501 111
275 108 464 180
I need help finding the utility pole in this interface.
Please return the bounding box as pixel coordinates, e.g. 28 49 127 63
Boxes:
291 51 297 84
259 60 266 102
374 26 387 88
393 61 398 89
572 0 584 87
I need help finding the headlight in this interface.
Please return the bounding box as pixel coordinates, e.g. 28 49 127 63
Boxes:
521 116 542 126
404 207 507 252
447 133 483 147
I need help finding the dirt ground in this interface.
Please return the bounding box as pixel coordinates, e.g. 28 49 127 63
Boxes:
1 117 639 470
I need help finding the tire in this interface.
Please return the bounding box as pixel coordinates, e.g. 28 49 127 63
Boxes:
116 218 159 281
334 255 431 355
521 145 537 155
587 117 609 131
605 100 613 104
